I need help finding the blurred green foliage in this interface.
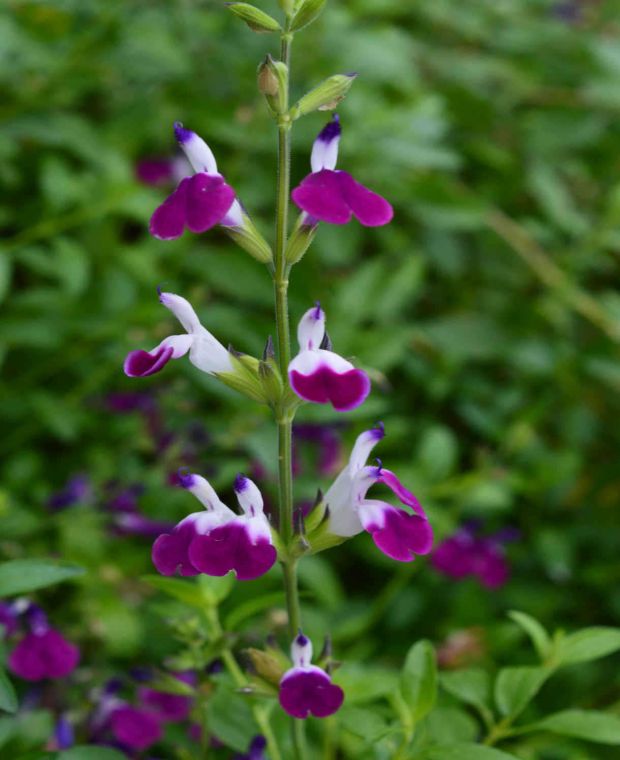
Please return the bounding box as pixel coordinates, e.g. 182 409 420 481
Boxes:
1 0 620 757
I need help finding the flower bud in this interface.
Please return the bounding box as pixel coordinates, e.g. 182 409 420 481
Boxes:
257 55 289 116
244 648 286 686
285 213 318 264
221 211 273 265
290 0 327 32
257 58 280 97
290 73 357 120
225 2 282 33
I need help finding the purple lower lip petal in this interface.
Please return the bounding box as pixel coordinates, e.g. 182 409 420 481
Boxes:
124 346 174 378
289 364 370 411
363 506 434 562
279 669 344 719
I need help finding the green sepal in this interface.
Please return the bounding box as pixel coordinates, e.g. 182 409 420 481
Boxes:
289 0 327 32
290 73 357 119
225 3 282 33
285 213 318 264
259 357 285 407
216 350 267 403
222 213 273 265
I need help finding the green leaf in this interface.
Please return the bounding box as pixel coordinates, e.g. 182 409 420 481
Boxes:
289 0 327 32
0 560 84 597
0 670 17 714
225 3 281 33
425 707 479 743
141 575 210 608
400 640 437 721
339 707 393 743
58 748 128 760
421 743 520 759
206 683 258 752
556 627 620 665
494 666 550 718
440 668 491 715
197 573 236 605
508 611 551 661
526 710 620 744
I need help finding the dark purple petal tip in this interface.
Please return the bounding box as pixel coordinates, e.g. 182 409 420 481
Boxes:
295 631 309 646
373 421 385 438
174 121 192 144
317 115 341 144
177 468 195 489
234 474 249 493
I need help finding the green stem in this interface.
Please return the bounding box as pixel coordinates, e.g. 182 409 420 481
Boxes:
205 607 282 760
272 30 308 760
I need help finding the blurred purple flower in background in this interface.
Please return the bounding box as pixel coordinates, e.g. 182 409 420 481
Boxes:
47 474 93 511
432 522 519 589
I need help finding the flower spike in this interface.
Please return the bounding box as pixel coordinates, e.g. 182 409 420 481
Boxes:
152 473 277 581
321 425 433 561
124 291 233 379
292 115 393 227
288 304 370 411
279 632 344 719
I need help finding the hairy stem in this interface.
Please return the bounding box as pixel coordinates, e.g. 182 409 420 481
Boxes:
273 30 307 760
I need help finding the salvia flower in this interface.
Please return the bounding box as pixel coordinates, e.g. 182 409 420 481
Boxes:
291 115 393 227
152 472 277 581
288 304 370 412
432 523 517 589
8 606 79 682
124 291 233 379
279 632 344 719
110 705 163 751
150 123 241 240
324 424 434 561
46 474 92 511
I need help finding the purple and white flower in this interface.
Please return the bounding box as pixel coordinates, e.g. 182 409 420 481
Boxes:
150 123 242 240
279 632 344 719
152 472 277 581
324 424 433 561
288 304 370 412
124 291 233 379
234 735 268 760
8 606 79 682
291 115 393 227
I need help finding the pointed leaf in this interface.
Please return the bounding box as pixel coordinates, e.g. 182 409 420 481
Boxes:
400 640 437 721
508 610 551 660
440 668 491 712
556 627 620 665
495 666 550 718
527 710 620 744
0 560 84 597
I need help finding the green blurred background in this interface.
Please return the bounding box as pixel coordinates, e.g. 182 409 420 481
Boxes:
2 0 620 756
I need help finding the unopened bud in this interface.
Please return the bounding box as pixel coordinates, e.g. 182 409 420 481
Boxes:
244 648 286 686
257 55 288 116
290 0 327 32
225 2 282 33
290 73 357 119
257 59 280 97
285 213 318 264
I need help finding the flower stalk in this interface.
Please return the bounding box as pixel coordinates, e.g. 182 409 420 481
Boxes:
272 25 308 760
